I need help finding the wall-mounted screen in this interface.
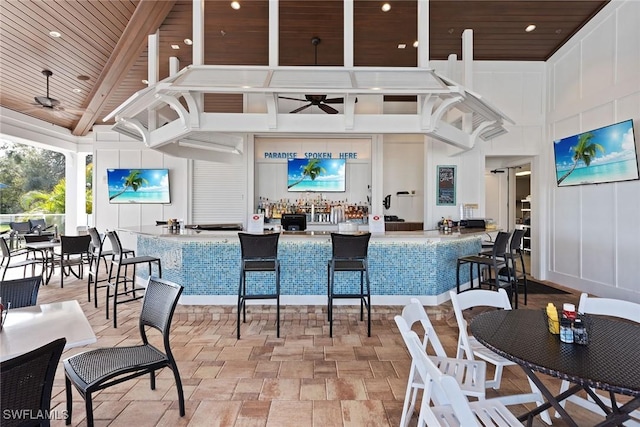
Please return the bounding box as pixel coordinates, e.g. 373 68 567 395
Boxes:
287 158 346 192
553 119 639 187
107 168 171 204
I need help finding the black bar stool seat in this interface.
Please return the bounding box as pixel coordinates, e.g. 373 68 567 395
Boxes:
456 231 512 299
105 230 161 328
327 232 372 338
237 232 281 339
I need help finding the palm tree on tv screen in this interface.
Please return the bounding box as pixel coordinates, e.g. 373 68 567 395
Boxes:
287 159 326 189
109 170 149 201
557 132 605 185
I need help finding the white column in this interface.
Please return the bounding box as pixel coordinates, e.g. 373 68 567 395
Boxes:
269 0 279 66
169 57 180 76
462 29 473 89
344 0 354 67
417 0 429 68
193 0 204 65
148 31 159 132
64 152 78 234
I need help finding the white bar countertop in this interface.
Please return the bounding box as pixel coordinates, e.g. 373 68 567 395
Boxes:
120 225 492 242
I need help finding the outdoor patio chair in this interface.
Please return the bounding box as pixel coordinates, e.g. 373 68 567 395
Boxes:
1 338 67 427
401 329 523 427
63 277 185 427
0 276 42 308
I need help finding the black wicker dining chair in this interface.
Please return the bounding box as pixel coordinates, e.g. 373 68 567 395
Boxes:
327 232 372 338
63 277 185 427
55 235 92 288
0 276 42 308
1 337 67 427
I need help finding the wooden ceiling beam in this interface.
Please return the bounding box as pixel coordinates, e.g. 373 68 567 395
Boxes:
72 0 176 136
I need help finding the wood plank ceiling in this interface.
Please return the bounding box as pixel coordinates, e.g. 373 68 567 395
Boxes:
0 0 608 136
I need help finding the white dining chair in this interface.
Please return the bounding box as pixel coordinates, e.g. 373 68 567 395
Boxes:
555 293 640 424
395 301 487 427
449 288 552 424
401 328 524 427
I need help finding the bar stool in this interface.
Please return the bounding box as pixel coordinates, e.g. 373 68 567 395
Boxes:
503 228 528 307
87 227 134 308
456 231 512 295
105 230 161 328
237 232 281 339
327 232 371 338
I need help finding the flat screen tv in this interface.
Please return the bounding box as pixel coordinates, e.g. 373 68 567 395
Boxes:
107 168 171 204
553 119 639 187
287 158 346 192
281 213 307 231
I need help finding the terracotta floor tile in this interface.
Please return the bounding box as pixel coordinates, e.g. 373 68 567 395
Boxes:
341 400 390 427
188 400 242 426
299 378 327 401
216 346 253 361
109 401 170 427
265 401 313 427
217 360 258 378
278 360 314 378
312 400 343 427
259 378 301 400
336 360 375 379
313 360 338 378
270 345 304 361
326 378 368 400
324 346 356 361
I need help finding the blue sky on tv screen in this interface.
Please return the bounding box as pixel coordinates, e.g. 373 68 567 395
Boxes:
553 120 638 185
287 158 345 192
107 169 170 203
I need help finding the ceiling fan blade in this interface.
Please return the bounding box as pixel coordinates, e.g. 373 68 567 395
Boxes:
57 106 85 115
290 103 312 114
322 97 344 104
318 103 339 114
279 96 307 102
34 96 60 108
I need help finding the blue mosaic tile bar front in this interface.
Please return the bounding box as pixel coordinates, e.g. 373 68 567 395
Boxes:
136 232 481 297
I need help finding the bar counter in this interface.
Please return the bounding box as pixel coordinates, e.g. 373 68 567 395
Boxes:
120 226 485 305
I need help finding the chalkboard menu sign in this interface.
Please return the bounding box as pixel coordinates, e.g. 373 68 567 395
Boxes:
437 165 456 206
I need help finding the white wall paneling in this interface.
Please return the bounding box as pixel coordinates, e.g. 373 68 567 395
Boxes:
546 0 640 302
192 159 247 224
382 138 424 222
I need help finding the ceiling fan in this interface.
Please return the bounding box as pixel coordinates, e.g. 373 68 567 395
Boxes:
278 37 356 114
28 69 83 118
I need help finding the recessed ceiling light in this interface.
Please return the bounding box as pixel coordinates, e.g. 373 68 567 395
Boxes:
381 3 391 12
142 79 149 85
49 31 61 38
525 24 537 32
397 43 406 49
184 38 193 45
76 75 90 81
171 44 180 50
413 41 419 48
372 87 381 91
72 88 82 93
231 1 240 10
515 170 531 176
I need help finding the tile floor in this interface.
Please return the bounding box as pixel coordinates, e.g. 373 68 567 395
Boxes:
4 263 611 426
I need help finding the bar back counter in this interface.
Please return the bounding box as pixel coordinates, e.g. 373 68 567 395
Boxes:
121 226 484 306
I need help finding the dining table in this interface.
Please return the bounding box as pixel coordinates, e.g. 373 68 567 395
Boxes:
0 300 96 362
470 309 640 427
